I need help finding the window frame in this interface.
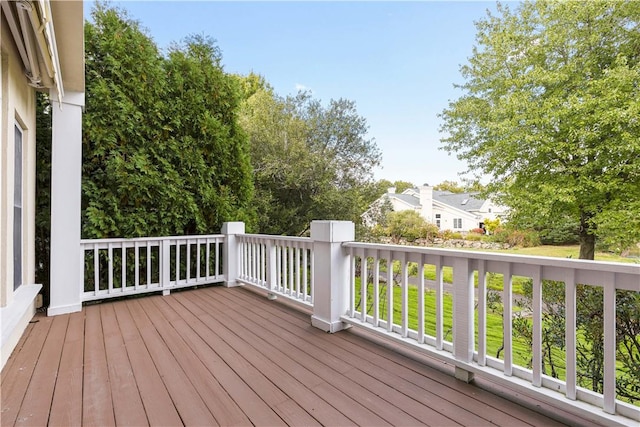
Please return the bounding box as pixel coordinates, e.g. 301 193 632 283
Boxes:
13 122 23 290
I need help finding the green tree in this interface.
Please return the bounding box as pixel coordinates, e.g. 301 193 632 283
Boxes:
164 35 255 232
440 0 640 260
35 93 52 305
83 4 254 238
434 180 464 193
239 85 380 236
384 210 438 244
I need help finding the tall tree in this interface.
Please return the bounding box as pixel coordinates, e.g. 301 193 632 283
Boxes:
35 93 52 305
164 35 255 233
239 85 380 235
434 180 465 193
440 1 640 259
83 4 254 238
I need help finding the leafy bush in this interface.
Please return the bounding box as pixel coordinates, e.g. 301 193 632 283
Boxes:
490 227 540 247
384 210 437 243
470 227 485 235
465 233 483 242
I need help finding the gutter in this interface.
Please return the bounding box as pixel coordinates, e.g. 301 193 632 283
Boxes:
3 0 64 101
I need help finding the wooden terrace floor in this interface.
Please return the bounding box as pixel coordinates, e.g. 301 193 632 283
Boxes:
1 286 605 426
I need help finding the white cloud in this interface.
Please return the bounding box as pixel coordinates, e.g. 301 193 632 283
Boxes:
295 83 312 92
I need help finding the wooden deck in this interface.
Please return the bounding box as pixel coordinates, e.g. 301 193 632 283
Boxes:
1 286 606 426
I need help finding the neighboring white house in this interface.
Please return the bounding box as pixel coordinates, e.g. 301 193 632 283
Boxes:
363 185 507 232
1 0 84 369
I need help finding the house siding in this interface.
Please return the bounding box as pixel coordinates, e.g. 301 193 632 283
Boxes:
1 10 39 369
1 16 37 308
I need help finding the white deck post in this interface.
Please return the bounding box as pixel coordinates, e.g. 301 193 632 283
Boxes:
310 220 354 333
452 257 475 382
48 91 84 316
221 222 245 287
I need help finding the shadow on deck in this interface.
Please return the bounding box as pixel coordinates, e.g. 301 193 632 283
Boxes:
1 286 606 426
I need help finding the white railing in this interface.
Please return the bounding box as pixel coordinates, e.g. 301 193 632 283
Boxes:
341 242 640 424
81 234 225 301
74 221 638 426
237 234 314 307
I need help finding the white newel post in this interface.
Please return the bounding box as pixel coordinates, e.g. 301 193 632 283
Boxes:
310 220 354 333
222 222 245 287
452 257 475 382
48 91 84 316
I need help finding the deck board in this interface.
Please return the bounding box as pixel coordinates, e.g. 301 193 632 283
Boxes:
101 303 149 426
1 316 51 426
1 285 611 426
15 314 67 426
83 304 116 426
111 301 183 426
49 311 84 427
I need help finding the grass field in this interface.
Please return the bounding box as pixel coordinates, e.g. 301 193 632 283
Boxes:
354 279 566 379
353 242 640 404
475 244 639 263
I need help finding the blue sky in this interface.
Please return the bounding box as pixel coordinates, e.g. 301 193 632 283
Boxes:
84 1 502 186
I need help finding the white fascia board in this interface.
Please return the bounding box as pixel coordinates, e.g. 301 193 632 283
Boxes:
433 200 481 219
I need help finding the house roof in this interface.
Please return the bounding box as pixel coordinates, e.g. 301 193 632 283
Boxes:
50 0 85 93
394 188 487 213
433 191 486 212
388 193 420 207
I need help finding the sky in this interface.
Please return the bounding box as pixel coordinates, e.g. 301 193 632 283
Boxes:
84 1 503 187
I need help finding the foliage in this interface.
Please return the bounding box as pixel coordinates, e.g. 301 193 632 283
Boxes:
365 198 394 241
490 227 540 247
595 199 640 256
374 179 415 196
35 93 52 305
440 0 640 259
460 178 487 193
483 217 501 234
516 279 640 403
465 233 484 242
238 83 381 236
470 227 485 235
433 180 465 193
384 210 439 243
82 4 254 238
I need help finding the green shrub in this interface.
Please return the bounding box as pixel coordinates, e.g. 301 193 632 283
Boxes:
465 233 483 242
490 228 540 247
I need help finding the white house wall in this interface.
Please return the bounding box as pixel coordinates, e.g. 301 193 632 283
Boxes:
433 204 480 232
477 199 507 222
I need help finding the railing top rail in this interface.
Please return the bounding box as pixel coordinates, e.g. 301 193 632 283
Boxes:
343 241 640 275
241 233 312 243
80 234 225 245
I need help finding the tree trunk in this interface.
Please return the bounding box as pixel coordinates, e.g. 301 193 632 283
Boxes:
579 212 596 260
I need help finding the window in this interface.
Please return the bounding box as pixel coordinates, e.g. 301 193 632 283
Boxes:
14 124 23 290
453 218 462 229
435 214 441 219
488 208 492 213
435 214 441 228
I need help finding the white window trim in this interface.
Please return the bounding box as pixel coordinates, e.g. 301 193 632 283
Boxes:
13 122 23 291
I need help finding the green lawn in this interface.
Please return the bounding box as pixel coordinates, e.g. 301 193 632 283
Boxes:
472 244 638 263
354 279 553 374
355 244 639 405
